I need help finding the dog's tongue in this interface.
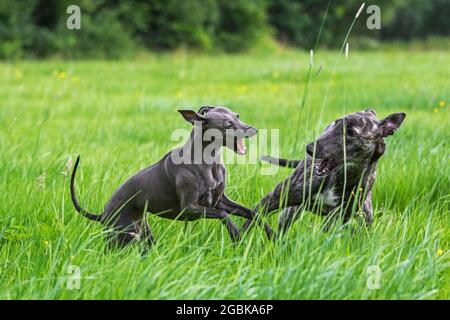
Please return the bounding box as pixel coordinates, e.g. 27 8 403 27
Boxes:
236 138 246 155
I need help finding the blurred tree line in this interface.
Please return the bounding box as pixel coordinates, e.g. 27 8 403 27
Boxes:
0 0 448 59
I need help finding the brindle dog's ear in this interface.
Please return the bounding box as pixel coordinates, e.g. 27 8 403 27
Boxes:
178 109 207 125
365 108 377 116
379 113 406 137
197 106 215 115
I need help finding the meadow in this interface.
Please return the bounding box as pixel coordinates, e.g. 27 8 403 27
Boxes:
0 48 448 299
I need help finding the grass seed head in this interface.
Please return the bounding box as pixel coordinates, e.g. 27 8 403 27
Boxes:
356 3 365 18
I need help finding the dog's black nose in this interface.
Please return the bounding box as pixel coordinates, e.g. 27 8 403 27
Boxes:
306 143 314 156
245 127 257 137
306 142 322 157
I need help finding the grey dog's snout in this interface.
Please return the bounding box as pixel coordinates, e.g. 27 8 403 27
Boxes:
245 126 257 137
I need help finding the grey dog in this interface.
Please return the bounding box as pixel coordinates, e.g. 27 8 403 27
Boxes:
246 109 406 234
71 106 272 249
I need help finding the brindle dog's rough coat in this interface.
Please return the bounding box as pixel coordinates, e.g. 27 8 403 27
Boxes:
248 109 405 234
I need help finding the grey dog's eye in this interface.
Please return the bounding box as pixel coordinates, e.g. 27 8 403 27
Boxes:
225 121 233 129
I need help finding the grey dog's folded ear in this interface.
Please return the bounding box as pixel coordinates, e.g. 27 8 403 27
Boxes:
379 112 406 137
178 109 207 125
197 106 215 115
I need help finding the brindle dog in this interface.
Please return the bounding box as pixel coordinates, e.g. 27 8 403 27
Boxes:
247 109 406 234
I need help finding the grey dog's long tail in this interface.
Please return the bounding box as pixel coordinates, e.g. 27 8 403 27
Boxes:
260 155 300 168
70 155 102 222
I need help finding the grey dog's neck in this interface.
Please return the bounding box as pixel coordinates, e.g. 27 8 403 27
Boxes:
182 127 223 164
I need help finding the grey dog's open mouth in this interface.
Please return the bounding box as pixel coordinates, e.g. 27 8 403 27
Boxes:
236 137 246 155
233 136 246 155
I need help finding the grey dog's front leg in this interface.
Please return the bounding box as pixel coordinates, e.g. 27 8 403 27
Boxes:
216 195 274 239
176 179 240 242
182 205 241 242
216 195 254 219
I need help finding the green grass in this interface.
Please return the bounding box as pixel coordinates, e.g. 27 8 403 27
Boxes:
0 49 448 299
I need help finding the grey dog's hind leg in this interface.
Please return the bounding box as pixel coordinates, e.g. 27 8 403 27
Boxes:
139 218 155 256
103 206 149 249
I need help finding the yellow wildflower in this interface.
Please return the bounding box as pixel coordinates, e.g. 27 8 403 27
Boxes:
237 85 248 94
14 69 23 79
437 249 444 256
57 71 66 79
433 108 439 113
43 240 49 246
438 100 445 107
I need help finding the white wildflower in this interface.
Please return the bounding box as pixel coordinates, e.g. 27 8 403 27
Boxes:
37 173 46 188
61 156 73 176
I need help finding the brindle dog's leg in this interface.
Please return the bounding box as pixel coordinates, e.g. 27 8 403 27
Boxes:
278 205 303 235
244 177 307 235
363 190 373 226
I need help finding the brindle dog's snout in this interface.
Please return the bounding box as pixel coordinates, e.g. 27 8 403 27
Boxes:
306 143 314 156
306 142 324 158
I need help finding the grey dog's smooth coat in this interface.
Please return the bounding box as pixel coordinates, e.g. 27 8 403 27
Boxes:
71 106 272 249
247 109 406 233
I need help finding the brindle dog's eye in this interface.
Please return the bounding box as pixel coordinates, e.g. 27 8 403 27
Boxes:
346 127 355 136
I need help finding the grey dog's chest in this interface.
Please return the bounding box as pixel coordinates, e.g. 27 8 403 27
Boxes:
197 165 225 207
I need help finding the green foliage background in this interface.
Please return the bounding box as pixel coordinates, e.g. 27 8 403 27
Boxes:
0 0 449 59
